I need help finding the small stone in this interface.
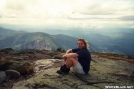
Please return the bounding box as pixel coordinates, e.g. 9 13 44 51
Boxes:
52 55 62 59
57 76 62 78
2 84 7 87
5 70 20 79
17 57 24 60
0 71 7 84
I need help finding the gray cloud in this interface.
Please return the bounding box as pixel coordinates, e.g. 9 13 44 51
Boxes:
0 15 2 18
0 0 134 29
81 12 114 15
119 15 134 21
5 16 18 18
73 3 116 15
67 15 115 20
67 16 102 20
67 14 134 21
79 7 115 15
73 1 134 17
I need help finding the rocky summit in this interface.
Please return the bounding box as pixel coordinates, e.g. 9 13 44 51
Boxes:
0 48 134 89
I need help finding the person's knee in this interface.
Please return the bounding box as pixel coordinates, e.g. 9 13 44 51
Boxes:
67 58 76 61
68 58 78 66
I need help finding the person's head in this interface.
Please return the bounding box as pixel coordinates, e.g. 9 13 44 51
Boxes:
77 38 89 49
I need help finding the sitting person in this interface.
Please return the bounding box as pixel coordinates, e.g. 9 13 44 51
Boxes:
57 38 91 74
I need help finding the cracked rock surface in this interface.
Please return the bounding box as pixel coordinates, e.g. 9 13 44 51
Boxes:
11 55 134 89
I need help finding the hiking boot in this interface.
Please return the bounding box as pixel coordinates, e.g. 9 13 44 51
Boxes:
57 64 70 74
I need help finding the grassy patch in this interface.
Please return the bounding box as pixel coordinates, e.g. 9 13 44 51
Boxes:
91 52 134 63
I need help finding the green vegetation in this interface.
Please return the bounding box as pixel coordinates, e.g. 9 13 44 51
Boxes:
91 52 134 63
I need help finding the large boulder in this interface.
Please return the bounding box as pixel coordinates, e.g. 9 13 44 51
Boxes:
0 60 34 75
5 70 20 78
0 71 7 84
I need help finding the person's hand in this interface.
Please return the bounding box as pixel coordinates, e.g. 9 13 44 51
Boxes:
62 55 67 61
62 55 66 58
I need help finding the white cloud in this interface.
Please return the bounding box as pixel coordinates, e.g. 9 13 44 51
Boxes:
0 0 134 29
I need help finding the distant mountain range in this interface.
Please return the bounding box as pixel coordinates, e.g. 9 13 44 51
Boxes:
0 27 97 51
43 28 134 55
0 27 134 55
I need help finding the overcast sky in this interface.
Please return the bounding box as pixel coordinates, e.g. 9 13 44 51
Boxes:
0 0 134 30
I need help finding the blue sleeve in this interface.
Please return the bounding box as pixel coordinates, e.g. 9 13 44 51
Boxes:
72 48 80 53
76 50 85 57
